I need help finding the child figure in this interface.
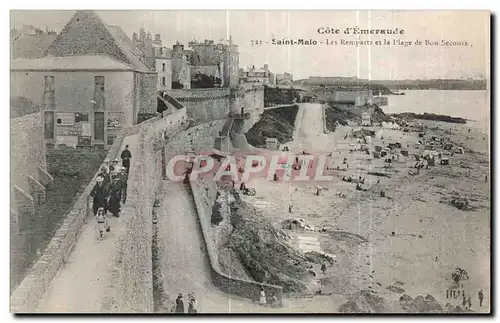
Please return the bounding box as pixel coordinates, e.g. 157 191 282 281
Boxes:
96 207 110 240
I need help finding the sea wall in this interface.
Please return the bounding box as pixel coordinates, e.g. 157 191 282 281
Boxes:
161 118 283 305
190 179 284 306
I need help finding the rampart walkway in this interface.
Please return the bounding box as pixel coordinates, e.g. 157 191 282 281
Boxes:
35 134 139 312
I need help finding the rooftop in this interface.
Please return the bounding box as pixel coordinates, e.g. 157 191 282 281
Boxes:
11 55 141 71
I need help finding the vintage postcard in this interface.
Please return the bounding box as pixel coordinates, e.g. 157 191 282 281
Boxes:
10 10 490 314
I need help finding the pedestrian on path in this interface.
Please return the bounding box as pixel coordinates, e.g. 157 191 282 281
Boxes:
321 263 327 275
478 289 484 307
259 287 267 306
188 295 198 313
121 145 132 173
175 293 185 313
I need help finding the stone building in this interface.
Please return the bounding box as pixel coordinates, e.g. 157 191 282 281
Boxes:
172 38 239 88
133 30 173 91
240 64 274 84
10 10 157 149
172 55 191 89
276 72 293 86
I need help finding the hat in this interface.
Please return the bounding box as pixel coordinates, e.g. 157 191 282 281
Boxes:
113 158 119 162
178 293 183 298
96 177 104 183
104 158 110 163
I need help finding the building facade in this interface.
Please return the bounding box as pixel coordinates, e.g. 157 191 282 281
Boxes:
132 31 173 91
172 56 191 89
240 64 274 84
10 10 157 149
174 38 239 88
276 72 293 86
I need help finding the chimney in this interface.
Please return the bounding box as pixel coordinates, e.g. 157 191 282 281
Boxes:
154 34 162 46
264 64 268 70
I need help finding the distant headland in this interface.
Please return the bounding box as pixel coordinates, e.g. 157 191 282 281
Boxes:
294 77 487 91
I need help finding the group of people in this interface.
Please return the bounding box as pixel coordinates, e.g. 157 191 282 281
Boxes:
174 293 198 313
90 145 132 218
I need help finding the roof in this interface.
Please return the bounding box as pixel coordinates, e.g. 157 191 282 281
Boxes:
44 11 150 72
11 34 58 59
11 55 138 71
107 25 148 67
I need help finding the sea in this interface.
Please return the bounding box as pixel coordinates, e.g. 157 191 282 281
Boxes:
381 90 490 134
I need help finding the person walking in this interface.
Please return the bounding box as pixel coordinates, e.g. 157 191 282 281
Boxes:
321 262 327 275
119 167 128 204
121 145 132 173
90 177 108 216
188 295 198 313
259 287 267 306
462 294 467 308
478 289 484 307
175 293 185 313
108 176 122 217
467 296 472 309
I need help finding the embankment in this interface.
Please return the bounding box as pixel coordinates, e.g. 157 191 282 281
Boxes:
161 118 285 305
246 104 299 147
189 179 285 306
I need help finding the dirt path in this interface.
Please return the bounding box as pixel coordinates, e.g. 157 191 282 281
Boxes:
36 134 139 313
158 181 319 313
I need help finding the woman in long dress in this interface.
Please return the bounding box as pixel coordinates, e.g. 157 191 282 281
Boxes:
259 288 266 306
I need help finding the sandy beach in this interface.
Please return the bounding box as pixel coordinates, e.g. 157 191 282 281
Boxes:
240 103 490 312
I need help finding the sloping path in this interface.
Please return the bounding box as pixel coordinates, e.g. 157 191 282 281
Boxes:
36 134 139 313
158 181 303 313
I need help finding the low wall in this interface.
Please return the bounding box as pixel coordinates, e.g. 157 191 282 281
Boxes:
10 132 125 313
189 180 284 306
100 108 188 312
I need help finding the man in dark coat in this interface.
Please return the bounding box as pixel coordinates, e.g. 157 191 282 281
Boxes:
108 176 122 217
90 177 108 215
175 293 185 313
121 145 132 173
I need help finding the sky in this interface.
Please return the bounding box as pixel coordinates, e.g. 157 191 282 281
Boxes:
10 10 490 80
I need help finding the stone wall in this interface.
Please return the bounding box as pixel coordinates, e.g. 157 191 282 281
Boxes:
10 113 52 295
10 107 188 313
100 108 188 312
10 131 125 313
167 86 264 128
167 88 231 123
10 113 48 194
190 179 284 306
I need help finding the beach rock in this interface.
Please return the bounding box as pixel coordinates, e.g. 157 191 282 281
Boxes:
387 285 405 294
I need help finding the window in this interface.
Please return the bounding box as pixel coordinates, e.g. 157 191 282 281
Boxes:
93 76 105 110
162 77 166 86
44 75 55 92
44 111 55 140
94 112 105 141
162 63 166 72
